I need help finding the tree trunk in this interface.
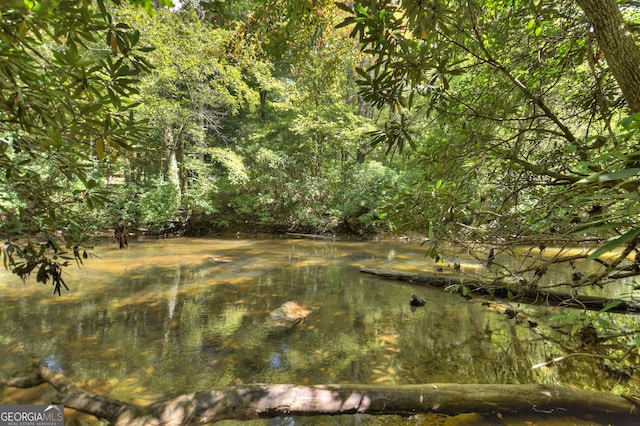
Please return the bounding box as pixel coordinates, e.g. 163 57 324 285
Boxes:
359 266 640 314
164 127 183 202
2 367 639 425
576 0 640 113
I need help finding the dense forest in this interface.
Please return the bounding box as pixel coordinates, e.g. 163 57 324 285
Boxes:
3 0 640 256
3 0 640 422
2 0 639 270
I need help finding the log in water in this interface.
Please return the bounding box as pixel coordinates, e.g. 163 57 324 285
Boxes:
359 266 640 314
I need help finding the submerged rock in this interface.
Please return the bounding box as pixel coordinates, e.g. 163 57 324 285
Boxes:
188 255 232 277
266 301 315 334
206 255 232 263
410 294 426 307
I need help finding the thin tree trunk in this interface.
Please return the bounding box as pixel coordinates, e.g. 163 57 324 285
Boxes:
163 129 182 206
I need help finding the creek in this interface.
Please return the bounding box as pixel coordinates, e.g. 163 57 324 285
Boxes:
0 236 636 425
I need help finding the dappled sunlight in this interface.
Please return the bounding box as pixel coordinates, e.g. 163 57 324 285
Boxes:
2 237 639 424
205 305 247 339
243 385 372 414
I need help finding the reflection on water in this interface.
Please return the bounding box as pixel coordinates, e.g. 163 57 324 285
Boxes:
0 237 635 424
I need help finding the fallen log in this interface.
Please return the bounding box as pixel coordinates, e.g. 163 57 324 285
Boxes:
359 266 640 314
3 367 134 421
2 367 639 425
286 232 336 241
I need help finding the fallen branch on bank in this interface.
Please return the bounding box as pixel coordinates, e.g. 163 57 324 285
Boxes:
359 266 640 314
2 367 639 425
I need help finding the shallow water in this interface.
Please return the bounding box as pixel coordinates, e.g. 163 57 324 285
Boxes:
0 236 635 424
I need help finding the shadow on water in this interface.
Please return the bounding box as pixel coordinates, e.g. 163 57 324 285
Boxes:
0 237 634 425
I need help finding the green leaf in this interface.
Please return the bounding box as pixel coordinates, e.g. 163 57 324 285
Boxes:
549 313 567 321
570 323 581 336
599 300 621 313
334 2 353 13
576 168 640 184
599 168 640 182
355 67 370 81
620 112 640 130
587 228 640 260
96 139 106 160
354 4 368 16
335 16 356 29
629 334 640 347
525 19 536 32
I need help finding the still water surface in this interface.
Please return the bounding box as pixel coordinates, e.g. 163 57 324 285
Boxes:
0 237 631 424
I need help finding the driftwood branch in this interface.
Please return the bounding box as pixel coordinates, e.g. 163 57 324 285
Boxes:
359 266 640 314
285 232 336 241
2 367 135 421
2 367 639 425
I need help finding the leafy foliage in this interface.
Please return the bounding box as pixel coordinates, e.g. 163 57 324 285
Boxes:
2 0 640 397
336 0 640 264
0 0 170 293
334 0 640 374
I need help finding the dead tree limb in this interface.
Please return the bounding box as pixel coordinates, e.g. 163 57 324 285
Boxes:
2 367 640 425
285 232 336 241
359 266 640 314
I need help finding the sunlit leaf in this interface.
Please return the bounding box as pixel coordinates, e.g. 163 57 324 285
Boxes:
335 2 353 13
96 139 106 160
599 300 621 313
587 228 640 261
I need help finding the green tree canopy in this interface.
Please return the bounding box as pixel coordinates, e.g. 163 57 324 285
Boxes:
0 0 170 294
337 0 640 284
